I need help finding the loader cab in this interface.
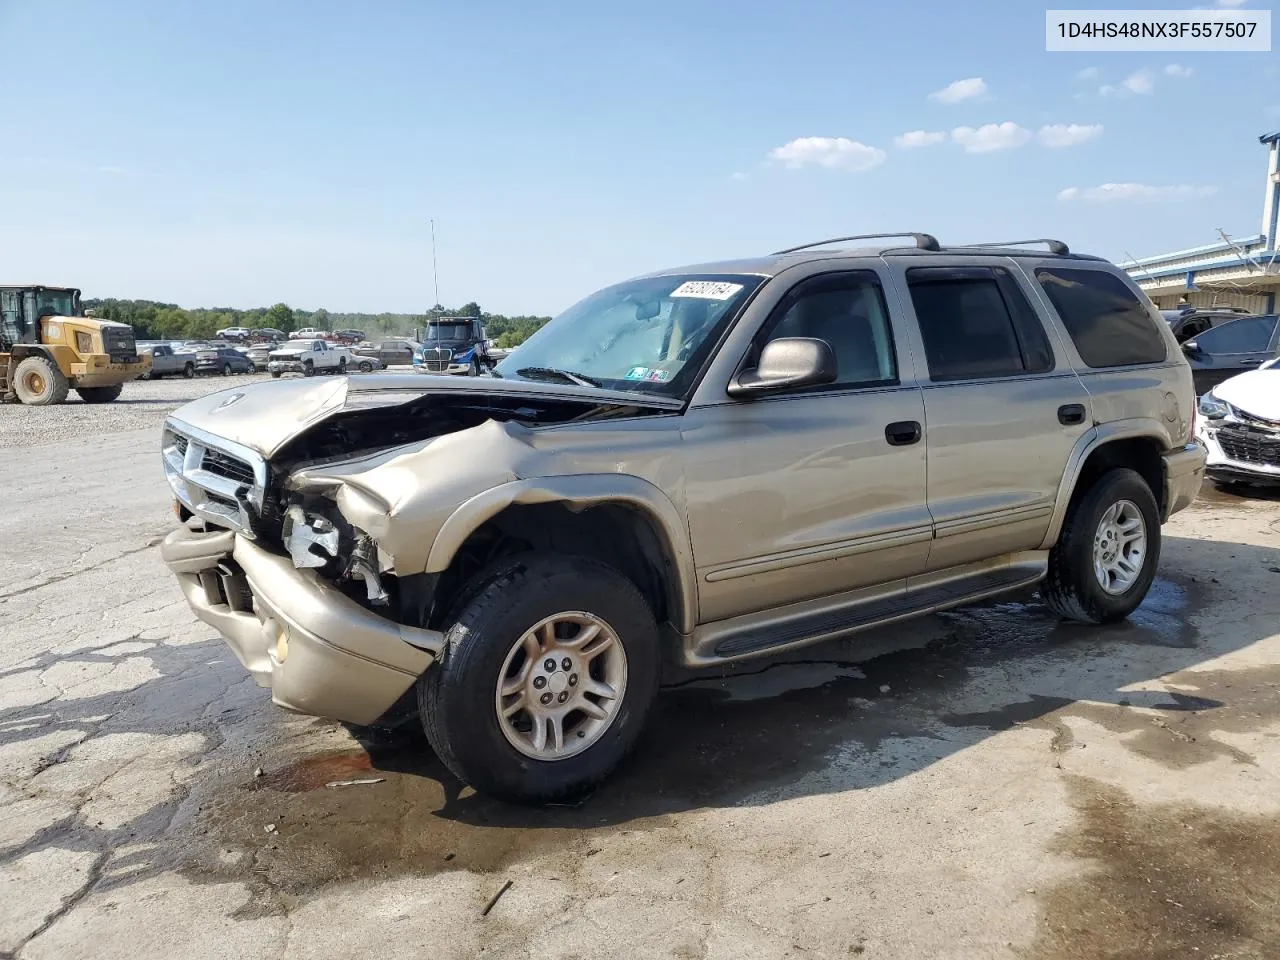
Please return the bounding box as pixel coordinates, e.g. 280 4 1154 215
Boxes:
0 286 82 348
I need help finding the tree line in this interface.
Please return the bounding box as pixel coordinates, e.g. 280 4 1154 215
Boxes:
84 298 552 348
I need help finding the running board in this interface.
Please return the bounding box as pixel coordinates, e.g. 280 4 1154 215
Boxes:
682 553 1047 667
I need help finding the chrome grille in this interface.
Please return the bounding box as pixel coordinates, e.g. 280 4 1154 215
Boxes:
421 347 452 372
162 422 268 536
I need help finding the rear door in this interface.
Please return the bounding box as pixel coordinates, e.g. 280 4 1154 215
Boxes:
1182 315 1279 394
383 340 414 366
885 260 1090 572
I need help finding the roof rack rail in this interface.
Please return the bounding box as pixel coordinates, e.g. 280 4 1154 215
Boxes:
961 238 1070 255
772 233 941 255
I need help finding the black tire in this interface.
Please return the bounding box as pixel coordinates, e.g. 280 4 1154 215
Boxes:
76 384 123 404
183 363 194 378
359 360 373 373
221 363 232 376
271 371 282 379
1042 467 1161 624
12 356 70 405
303 360 315 377
469 356 481 376
420 553 660 805
338 358 347 375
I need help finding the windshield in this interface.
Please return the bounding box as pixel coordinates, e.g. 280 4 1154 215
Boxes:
426 322 474 340
495 274 762 396
34 289 79 319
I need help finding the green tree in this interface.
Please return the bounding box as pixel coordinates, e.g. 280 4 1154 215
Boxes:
265 302 295 332
312 307 330 330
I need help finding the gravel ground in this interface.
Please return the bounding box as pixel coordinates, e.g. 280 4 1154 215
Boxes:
3 411 1280 957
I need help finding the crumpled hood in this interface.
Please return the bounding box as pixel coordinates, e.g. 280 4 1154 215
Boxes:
1213 370 1280 421
165 374 682 459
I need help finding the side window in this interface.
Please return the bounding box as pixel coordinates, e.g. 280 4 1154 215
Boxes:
906 266 1053 381
314 341 322 352
1193 316 1277 354
1176 318 1210 342
1035 268 1167 367
753 271 897 389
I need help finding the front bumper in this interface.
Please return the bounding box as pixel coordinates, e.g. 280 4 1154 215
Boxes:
161 522 442 725
266 360 307 373
1197 420 1280 486
71 356 150 386
1162 442 1206 517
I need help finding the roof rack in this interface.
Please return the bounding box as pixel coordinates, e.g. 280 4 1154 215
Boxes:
960 238 1070 256
772 233 941 255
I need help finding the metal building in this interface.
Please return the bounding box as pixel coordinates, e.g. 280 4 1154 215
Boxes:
1122 131 1280 314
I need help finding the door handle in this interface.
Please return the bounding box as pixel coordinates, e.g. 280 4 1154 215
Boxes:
1058 403 1086 426
885 421 922 446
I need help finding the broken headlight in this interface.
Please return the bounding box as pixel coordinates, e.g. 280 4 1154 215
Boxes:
282 504 390 606
1197 392 1231 420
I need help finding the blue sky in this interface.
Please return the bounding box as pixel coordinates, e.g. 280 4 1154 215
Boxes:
0 0 1276 314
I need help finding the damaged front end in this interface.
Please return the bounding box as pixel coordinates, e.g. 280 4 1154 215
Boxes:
159 375 679 725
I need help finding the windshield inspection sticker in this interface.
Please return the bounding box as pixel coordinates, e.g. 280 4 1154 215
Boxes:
669 280 744 301
644 369 671 382
625 366 650 380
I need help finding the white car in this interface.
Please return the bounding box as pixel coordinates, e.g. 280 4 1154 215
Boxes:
216 326 251 341
266 338 349 377
289 327 325 340
1196 357 1280 485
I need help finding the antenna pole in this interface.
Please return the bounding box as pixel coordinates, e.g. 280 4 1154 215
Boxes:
430 218 440 308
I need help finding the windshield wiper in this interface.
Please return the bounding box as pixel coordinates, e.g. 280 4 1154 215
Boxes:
515 366 602 388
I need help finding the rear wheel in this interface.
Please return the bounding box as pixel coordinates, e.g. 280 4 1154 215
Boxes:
420 553 660 805
1043 468 1160 624
359 360 373 373
13 356 70 406
221 363 232 376
76 384 123 404
271 371 282 379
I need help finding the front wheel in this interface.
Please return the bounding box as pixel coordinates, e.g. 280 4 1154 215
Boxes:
1042 468 1161 624
271 371 282 379
420 553 660 805
469 356 481 376
75 384 123 404
221 363 232 376
359 360 373 373
338 358 347 375
303 360 315 377
183 363 194 378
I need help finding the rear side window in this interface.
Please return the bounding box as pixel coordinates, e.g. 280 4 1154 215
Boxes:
1193 315 1277 354
1035 268 1167 367
906 266 1054 381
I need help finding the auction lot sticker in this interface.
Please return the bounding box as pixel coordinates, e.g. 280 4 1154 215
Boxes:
670 281 744 300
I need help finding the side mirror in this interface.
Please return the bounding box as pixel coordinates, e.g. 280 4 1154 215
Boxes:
727 337 837 398
1182 340 1200 356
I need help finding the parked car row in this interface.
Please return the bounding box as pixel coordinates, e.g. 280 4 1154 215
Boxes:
138 337 384 378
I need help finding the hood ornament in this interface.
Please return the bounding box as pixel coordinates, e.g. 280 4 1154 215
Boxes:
215 392 246 411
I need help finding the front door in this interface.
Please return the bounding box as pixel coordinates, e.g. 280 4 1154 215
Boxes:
889 262 1091 572
1185 315 1280 395
682 269 932 623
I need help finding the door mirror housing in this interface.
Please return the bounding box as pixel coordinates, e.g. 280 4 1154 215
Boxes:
1182 340 1200 356
728 337 837 398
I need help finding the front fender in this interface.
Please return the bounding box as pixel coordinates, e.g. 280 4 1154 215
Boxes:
425 474 698 634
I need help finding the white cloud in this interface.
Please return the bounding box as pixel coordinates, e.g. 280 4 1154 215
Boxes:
1057 183 1218 202
729 171 750 182
1216 0 1247 6
893 130 948 149
1100 70 1155 97
1164 63 1194 77
1076 66 1100 81
950 122 1032 154
1038 123 1104 147
929 77 987 104
767 137 886 172
1124 70 1155 94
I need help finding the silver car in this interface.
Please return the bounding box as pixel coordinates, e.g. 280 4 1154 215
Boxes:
159 233 1204 803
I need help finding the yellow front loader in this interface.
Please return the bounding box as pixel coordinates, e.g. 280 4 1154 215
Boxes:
0 285 150 405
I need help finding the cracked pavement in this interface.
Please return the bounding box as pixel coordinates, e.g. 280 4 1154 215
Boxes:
2 380 1280 959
